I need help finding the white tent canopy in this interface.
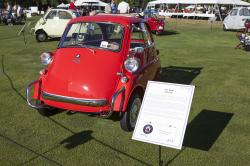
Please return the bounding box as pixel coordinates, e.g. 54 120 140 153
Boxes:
147 0 250 6
57 3 70 8
75 0 108 7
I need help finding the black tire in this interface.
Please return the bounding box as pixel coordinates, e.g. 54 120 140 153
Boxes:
120 93 141 132
36 101 58 117
36 31 48 42
37 107 59 117
154 68 162 81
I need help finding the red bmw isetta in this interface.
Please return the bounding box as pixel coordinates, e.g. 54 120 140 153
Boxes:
143 10 165 35
26 15 161 131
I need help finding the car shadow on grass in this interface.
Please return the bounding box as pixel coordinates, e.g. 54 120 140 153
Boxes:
160 66 202 85
165 110 233 165
54 117 152 165
60 130 93 149
183 109 234 151
160 30 179 36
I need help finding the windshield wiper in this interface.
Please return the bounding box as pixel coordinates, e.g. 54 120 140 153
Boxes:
61 43 96 54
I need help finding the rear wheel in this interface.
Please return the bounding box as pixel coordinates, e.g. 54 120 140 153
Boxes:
120 93 141 132
36 30 47 42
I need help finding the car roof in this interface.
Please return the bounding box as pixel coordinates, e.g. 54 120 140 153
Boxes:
232 7 248 9
69 14 144 26
48 8 73 13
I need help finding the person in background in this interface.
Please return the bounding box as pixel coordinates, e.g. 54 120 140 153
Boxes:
12 4 17 14
117 1 130 14
111 0 117 14
17 4 21 17
89 10 97 16
104 3 111 14
69 0 76 10
6 2 11 11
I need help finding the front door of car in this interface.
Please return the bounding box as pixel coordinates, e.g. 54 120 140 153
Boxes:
130 22 157 86
43 10 58 37
56 10 73 37
141 22 158 81
224 8 238 29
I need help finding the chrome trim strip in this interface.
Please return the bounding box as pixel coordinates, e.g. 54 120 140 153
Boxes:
100 86 126 119
42 91 107 107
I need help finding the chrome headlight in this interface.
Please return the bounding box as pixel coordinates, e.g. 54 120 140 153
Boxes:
40 52 52 65
124 57 140 73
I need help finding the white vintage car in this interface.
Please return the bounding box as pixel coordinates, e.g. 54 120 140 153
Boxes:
223 7 250 31
34 9 79 42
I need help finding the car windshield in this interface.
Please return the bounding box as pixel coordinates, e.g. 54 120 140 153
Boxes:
144 10 158 18
58 22 124 52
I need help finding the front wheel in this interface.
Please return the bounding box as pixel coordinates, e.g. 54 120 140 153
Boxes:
37 107 59 117
36 101 58 117
36 31 48 42
120 93 142 132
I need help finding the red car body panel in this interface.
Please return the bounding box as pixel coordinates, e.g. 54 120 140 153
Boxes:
42 48 122 100
29 15 161 115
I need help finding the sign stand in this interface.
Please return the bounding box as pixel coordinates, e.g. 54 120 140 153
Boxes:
132 81 195 165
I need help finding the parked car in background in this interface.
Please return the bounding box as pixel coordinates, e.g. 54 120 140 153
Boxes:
26 15 161 131
34 8 79 42
223 7 250 31
143 9 165 35
24 6 40 16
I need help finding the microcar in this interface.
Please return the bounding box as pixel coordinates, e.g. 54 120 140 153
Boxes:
34 8 79 42
27 15 161 131
223 7 250 30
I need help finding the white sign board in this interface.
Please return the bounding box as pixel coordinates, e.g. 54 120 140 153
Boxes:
132 81 195 150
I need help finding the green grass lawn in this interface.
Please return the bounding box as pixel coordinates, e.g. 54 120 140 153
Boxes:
0 18 250 166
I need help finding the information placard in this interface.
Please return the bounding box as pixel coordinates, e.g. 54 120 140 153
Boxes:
132 81 195 150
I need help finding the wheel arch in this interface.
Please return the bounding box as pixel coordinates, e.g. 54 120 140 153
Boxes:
121 85 144 112
35 29 47 35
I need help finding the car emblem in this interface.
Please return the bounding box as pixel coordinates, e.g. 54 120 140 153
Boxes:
72 54 81 63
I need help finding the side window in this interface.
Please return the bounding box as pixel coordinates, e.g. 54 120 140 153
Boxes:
58 11 72 19
131 23 145 48
239 9 244 16
141 23 153 47
45 10 57 19
230 9 238 16
131 23 144 40
239 8 250 16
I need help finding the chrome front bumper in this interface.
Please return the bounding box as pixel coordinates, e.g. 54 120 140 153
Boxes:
26 80 125 118
42 91 107 107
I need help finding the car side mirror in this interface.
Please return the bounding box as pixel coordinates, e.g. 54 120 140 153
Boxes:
129 47 144 54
